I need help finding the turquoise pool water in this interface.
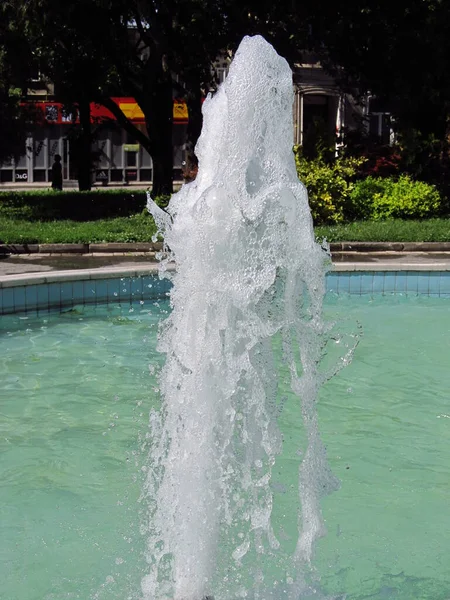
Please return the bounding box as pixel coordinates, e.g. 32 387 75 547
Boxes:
1 295 450 600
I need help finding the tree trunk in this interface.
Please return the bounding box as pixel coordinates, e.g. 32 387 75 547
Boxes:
99 81 174 196
184 85 203 182
77 98 92 191
150 138 174 196
143 78 174 197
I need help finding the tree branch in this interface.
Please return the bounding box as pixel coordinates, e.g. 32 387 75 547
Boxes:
133 9 154 48
97 96 154 154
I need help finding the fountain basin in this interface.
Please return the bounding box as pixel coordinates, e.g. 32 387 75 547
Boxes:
1 278 450 599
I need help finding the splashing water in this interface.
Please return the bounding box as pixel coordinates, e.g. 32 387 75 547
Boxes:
144 35 350 600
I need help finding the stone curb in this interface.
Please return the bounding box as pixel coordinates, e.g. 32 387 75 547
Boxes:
330 242 450 252
89 242 163 252
1 241 450 255
38 243 90 254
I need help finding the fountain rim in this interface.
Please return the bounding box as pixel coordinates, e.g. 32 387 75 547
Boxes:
0 264 450 316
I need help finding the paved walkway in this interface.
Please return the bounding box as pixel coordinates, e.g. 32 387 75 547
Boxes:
1 251 450 282
0 253 156 276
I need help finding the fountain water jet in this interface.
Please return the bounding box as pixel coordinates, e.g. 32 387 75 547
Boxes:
144 35 344 600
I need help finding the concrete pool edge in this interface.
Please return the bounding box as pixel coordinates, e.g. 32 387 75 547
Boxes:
1 258 450 289
0 264 163 289
333 259 450 271
1 264 450 315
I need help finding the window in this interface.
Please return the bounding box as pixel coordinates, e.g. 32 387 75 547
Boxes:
368 97 394 145
216 67 228 84
369 113 393 145
214 60 230 85
29 60 41 82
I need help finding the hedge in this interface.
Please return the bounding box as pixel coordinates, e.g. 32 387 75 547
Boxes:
0 172 445 226
0 189 170 221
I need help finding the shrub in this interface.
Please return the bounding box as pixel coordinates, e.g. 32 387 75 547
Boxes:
373 175 442 220
340 129 402 178
345 176 392 220
365 149 402 178
348 175 442 221
294 146 365 224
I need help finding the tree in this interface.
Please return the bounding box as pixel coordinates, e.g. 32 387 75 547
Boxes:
92 0 310 194
0 83 25 166
306 0 450 187
10 0 312 194
13 0 226 194
10 0 450 196
0 2 36 164
92 0 234 195
15 0 117 190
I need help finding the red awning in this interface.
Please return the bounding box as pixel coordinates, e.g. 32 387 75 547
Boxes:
21 98 188 125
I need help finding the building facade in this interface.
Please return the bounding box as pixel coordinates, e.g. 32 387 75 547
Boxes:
0 58 392 187
0 98 188 185
293 57 392 151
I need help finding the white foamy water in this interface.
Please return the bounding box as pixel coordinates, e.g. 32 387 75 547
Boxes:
144 35 342 600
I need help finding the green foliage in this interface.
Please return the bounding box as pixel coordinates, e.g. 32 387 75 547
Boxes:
348 175 442 221
0 189 170 221
372 176 442 220
345 177 390 220
154 194 171 209
308 1 450 186
6 1 316 195
0 86 24 163
0 4 35 163
294 145 443 223
294 146 365 224
4 0 450 194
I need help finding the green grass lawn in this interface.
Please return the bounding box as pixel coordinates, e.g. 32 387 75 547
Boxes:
316 218 450 242
1 214 450 244
0 213 157 244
